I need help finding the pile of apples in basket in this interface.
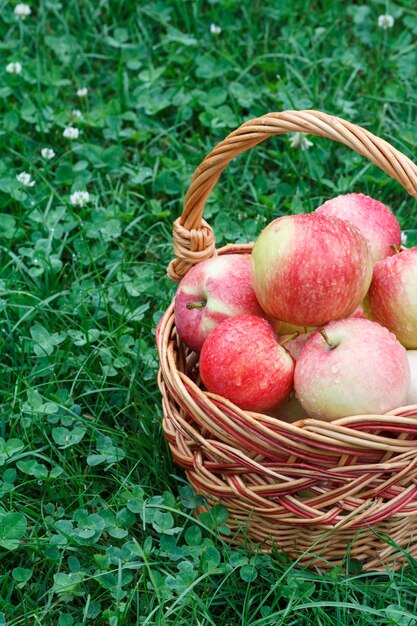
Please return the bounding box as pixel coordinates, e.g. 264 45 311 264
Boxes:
174 193 417 422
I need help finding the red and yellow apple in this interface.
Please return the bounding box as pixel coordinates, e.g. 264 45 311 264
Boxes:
294 318 410 421
364 248 417 348
316 192 401 264
174 254 264 352
199 315 294 412
251 213 373 327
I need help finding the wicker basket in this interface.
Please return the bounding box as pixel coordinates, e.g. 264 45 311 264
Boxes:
156 110 417 572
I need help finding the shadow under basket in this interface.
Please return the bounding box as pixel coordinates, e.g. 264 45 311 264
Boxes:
156 110 417 572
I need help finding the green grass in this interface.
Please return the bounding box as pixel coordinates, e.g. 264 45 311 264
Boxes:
1 0 417 623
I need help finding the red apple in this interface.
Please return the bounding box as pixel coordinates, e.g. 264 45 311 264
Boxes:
174 254 264 352
199 315 294 412
294 318 410 421
406 351 417 405
316 193 401 263
251 213 373 326
364 248 417 349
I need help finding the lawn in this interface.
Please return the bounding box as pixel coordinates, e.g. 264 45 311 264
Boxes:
1 0 417 624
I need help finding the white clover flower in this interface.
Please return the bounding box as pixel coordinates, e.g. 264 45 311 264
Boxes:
71 109 82 119
16 171 35 187
6 62 22 74
289 133 313 150
14 3 31 18
70 191 90 207
378 14 394 30
401 231 408 246
210 23 221 35
76 87 88 97
63 126 79 140
41 147 55 160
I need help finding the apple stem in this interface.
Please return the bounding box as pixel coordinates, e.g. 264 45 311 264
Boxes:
319 329 335 350
391 244 401 254
186 300 206 310
279 332 299 347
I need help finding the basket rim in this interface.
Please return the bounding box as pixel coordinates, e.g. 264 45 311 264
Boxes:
167 109 417 282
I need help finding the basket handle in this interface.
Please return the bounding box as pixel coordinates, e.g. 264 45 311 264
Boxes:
168 109 417 281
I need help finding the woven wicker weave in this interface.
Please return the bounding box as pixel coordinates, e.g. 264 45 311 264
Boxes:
156 110 417 571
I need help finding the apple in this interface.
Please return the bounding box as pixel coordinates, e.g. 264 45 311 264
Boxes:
294 318 410 421
316 193 401 264
251 213 373 326
364 248 417 349
199 315 294 412
174 254 264 352
406 351 417 405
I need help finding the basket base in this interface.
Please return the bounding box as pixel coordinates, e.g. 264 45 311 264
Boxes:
195 491 417 572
